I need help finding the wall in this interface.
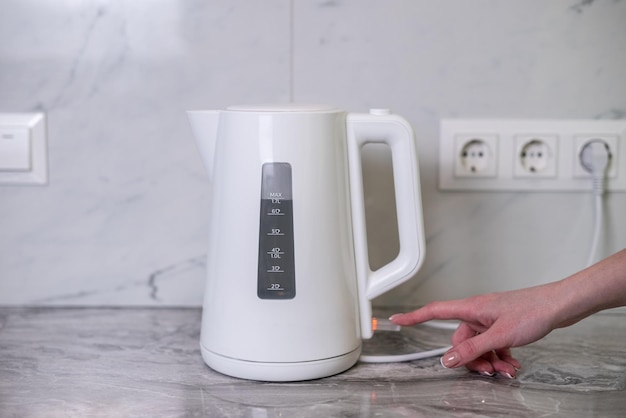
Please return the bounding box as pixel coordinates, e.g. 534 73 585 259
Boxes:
1 0 625 307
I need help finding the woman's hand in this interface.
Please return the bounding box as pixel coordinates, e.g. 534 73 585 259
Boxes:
390 283 563 378
390 249 626 378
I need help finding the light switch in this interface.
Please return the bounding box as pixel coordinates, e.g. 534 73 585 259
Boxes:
0 113 47 185
0 127 31 171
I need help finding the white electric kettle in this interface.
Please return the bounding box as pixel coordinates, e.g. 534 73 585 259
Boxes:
188 104 425 381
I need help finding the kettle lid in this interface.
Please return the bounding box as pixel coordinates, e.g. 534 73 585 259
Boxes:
226 104 340 113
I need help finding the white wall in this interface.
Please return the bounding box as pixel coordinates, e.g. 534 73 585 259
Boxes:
1 0 625 307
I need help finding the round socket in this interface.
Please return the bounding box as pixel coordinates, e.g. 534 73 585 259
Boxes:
459 139 492 173
519 139 551 173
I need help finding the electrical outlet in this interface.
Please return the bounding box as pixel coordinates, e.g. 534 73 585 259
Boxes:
0 113 47 185
573 134 618 178
454 134 497 177
439 119 626 191
514 135 558 178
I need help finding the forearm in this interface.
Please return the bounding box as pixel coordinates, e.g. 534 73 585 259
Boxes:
552 248 626 329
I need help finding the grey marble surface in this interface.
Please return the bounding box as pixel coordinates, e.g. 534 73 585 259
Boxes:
1 307 625 417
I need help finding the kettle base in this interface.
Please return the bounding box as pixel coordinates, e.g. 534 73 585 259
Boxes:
201 345 361 382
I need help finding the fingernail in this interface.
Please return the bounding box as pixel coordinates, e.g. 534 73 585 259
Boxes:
388 314 402 321
480 370 494 377
440 351 461 368
501 372 515 379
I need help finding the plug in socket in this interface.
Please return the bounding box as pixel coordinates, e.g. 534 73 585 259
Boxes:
574 135 618 178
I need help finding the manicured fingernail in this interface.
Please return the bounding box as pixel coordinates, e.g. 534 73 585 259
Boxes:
501 372 515 379
440 351 461 368
480 371 494 377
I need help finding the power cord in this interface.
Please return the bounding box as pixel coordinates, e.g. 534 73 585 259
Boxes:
358 318 456 363
579 140 611 267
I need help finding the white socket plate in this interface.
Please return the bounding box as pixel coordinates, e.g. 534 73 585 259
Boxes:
439 119 626 191
0 113 47 185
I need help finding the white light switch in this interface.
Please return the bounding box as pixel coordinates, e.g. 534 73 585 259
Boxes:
0 113 47 185
0 127 31 171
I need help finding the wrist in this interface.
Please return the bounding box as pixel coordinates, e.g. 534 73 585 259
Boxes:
549 277 590 329
550 249 626 328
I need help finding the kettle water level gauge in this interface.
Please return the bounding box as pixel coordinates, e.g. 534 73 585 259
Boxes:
257 162 296 299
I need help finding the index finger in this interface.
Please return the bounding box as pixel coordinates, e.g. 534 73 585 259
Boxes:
390 299 479 326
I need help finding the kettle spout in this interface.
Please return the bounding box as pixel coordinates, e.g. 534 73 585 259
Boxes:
187 110 220 180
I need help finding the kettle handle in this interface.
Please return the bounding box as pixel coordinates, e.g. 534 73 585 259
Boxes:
346 110 426 339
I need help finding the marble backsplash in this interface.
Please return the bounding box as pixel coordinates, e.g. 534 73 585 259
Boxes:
1 0 625 306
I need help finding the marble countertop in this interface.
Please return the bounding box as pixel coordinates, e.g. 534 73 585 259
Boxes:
1 307 625 417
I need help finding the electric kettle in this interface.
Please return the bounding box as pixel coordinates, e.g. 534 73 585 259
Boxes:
188 104 425 381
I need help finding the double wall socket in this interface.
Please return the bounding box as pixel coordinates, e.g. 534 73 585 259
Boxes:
439 119 626 191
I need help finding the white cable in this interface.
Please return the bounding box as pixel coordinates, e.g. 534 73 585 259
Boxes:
586 193 603 267
358 320 458 364
359 345 451 363
581 140 610 267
